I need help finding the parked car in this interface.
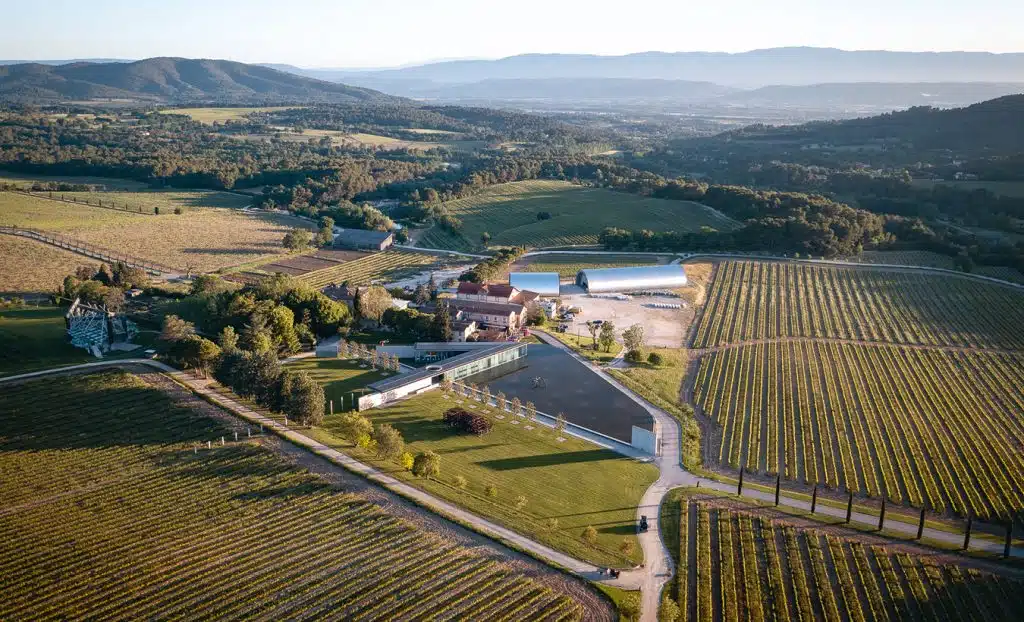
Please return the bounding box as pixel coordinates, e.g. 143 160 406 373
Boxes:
639 515 649 532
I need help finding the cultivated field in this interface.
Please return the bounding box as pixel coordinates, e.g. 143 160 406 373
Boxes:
843 250 956 269
309 390 659 567
511 253 667 277
694 342 1024 520
0 235 97 293
294 250 447 288
0 372 587 620
261 249 369 276
693 261 1024 350
0 172 148 190
0 192 309 272
417 180 739 251
157 107 298 123
662 490 1023 622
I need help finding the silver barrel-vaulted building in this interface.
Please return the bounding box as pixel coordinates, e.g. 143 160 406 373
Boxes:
575 264 688 293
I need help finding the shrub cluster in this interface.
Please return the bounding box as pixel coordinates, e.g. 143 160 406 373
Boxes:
443 407 492 436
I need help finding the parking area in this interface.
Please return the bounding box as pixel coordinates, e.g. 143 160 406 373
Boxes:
475 343 654 443
554 292 691 348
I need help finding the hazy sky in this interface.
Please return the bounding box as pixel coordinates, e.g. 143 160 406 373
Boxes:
3 0 1021 67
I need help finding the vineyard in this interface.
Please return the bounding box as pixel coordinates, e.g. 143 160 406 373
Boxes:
294 250 445 288
417 180 738 251
512 254 666 277
693 342 1024 520
693 261 1024 350
0 372 585 621
664 492 1024 622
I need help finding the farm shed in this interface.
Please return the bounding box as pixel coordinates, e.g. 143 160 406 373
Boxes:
576 264 688 293
509 272 561 296
333 228 394 251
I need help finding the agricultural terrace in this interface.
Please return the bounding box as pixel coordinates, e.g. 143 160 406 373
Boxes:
0 235 97 293
694 342 1024 521
0 191 309 272
0 306 91 375
417 180 739 251
694 261 1024 350
0 372 588 621
157 107 299 123
511 253 668 278
661 489 1024 622
307 391 659 567
293 250 447 288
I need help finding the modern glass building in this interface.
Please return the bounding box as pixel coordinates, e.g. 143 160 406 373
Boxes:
576 264 688 293
509 272 561 296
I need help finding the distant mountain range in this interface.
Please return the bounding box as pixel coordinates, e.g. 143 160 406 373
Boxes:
282 48 1024 89
0 58 402 104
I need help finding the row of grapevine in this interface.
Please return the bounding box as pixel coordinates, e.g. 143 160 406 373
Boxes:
295 250 441 288
0 372 584 621
693 261 1024 350
694 342 1024 520
677 497 1024 621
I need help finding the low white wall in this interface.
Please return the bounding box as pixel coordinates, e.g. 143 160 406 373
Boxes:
631 426 657 455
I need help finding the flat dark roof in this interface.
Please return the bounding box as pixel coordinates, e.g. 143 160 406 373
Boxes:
334 229 393 246
368 342 524 393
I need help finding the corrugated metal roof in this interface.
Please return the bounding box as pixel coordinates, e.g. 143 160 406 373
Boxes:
576 264 688 293
509 272 561 296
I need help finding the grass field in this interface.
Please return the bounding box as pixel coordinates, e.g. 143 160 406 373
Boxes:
307 390 659 567
417 180 740 251
547 330 622 364
0 306 90 375
294 250 446 288
284 357 390 411
0 235 97 293
0 172 148 190
0 192 309 272
843 250 956 269
0 372 585 620
694 341 1024 521
693 261 1024 350
660 488 1023 622
157 106 298 123
512 254 667 278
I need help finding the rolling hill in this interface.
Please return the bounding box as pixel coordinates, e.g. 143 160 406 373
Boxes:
720 94 1024 155
0 58 404 104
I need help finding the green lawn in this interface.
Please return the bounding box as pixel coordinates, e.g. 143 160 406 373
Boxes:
547 329 622 364
0 172 148 190
0 306 90 375
285 357 391 411
608 348 701 469
417 180 739 251
307 390 658 567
